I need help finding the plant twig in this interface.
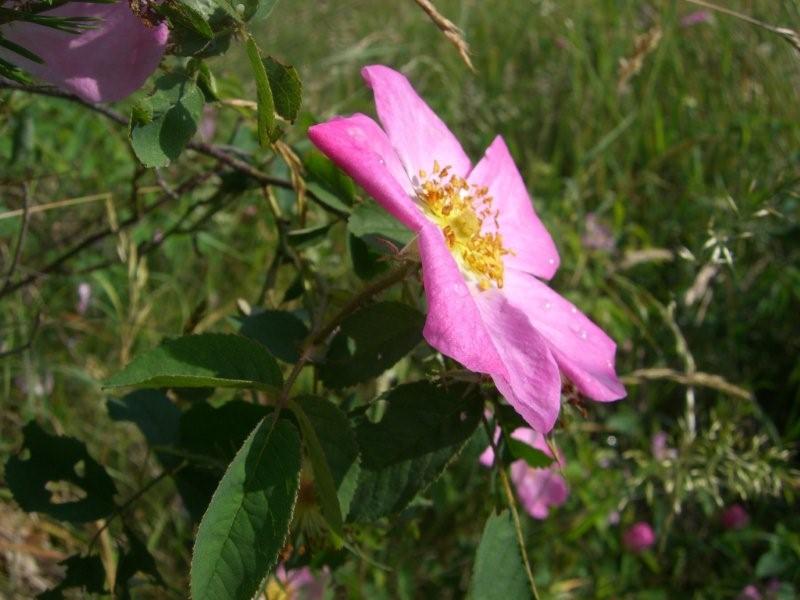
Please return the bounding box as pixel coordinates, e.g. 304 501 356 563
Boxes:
1 183 30 293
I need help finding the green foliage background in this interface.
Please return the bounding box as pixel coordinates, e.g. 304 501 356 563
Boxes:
1 0 799 598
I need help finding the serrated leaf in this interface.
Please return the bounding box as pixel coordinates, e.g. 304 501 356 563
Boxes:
295 396 360 519
105 333 283 393
238 309 309 363
347 381 482 522
289 397 344 536
469 510 530 600
264 56 301 122
190 418 301 600
176 400 271 521
6 422 117 522
319 301 424 388
129 71 204 168
156 0 213 39
245 34 275 147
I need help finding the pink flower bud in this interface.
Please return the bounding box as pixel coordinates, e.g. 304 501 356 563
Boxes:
721 504 750 530
623 521 656 553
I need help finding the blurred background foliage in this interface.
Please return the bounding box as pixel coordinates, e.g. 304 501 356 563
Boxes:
1 0 799 597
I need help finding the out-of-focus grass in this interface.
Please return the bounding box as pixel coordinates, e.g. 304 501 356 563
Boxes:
1 0 799 597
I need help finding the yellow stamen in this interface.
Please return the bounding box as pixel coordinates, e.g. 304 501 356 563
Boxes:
416 162 511 290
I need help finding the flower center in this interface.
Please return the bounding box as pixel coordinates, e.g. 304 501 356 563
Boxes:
416 161 510 290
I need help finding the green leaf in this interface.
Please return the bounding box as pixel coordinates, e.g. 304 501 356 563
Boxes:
176 400 271 521
348 200 415 247
130 71 204 168
294 396 361 519
6 422 117 523
244 0 279 20
308 182 352 215
38 555 106 600
349 233 388 280
286 223 333 249
264 56 302 122
107 390 181 468
507 438 553 469
304 149 356 205
156 0 213 39
289 398 344 536
245 34 275 147
469 510 530 600
319 301 424 388
190 418 301 600
0 36 43 63
347 381 482 521
238 309 309 363
105 333 283 393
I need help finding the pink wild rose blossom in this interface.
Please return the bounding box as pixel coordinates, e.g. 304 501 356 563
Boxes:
721 504 750 530
480 427 569 519
308 65 625 432
264 564 330 600
623 521 656 553
1 1 168 102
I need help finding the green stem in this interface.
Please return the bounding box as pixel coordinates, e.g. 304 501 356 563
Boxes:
499 467 540 600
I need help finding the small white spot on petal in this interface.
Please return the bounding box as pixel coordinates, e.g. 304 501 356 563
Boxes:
548 258 556 265
570 306 578 314
542 301 553 311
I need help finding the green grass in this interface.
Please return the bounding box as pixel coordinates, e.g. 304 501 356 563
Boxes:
1 0 799 597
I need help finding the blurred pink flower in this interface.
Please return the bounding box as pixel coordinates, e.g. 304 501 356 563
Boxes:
1 1 168 102
651 431 677 460
308 65 625 433
738 585 762 600
721 504 750 530
265 564 330 600
623 521 655 553
480 427 568 519
681 10 713 27
582 213 615 251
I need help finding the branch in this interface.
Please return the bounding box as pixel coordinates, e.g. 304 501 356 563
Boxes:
1 183 30 293
0 81 348 216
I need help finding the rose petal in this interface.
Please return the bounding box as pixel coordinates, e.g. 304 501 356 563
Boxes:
510 460 568 519
362 65 471 180
468 136 560 279
308 114 426 231
2 2 167 103
475 288 563 433
418 224 505 375
503 270 626 402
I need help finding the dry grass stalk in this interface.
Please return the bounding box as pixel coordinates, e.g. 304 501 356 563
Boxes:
621 367 753 400
413 0 475 72
618 25 663 94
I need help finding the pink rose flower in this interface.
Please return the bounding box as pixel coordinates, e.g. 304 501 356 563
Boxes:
738 585 762 600
308 65 625 433
721 504 750 530
651 430 677 460
623 521 655 553
265 564 330 600
1 1 168 102
480 427 569 519
681 10 713 27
